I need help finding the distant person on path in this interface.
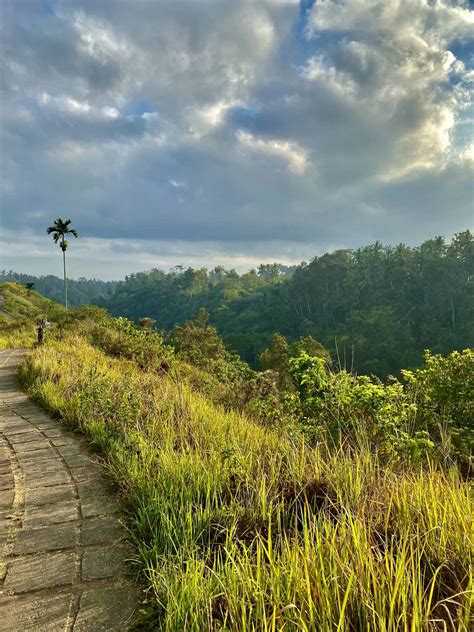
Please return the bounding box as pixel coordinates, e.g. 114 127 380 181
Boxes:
36 323 44 345
39 318 51 335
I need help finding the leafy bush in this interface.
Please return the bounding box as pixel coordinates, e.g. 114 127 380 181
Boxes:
403 349 473 467
260 333 330 390
88 316 174 371
171 309 252 383
289 353 433 461
289 350 473 467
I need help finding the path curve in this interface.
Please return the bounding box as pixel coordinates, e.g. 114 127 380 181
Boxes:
0 349 140 630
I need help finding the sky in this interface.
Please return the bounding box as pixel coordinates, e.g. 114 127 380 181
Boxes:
0 0 473 280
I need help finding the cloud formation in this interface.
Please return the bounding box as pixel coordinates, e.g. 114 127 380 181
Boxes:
0 0 472 279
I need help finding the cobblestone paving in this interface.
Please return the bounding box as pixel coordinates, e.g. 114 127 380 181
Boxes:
0 349 140 630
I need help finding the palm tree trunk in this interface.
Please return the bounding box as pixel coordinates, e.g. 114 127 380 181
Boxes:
62 248 68 309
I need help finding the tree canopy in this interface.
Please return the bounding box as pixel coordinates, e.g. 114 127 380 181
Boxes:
100 231 473 377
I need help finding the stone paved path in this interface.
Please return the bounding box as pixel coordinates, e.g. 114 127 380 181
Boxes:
0 349 140 630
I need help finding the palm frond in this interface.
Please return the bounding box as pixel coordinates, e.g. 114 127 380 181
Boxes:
47 217 78 248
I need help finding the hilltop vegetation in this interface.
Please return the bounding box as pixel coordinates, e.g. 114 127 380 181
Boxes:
100 231 473 377
0 271 116 307
0 282 66 348
1 283 472 630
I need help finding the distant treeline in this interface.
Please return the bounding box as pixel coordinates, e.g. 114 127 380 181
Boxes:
99 231 473 377
0 271 117 307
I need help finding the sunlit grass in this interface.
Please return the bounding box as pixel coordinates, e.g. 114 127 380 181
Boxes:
0 281 66 349
0 330 36 349
19 337 473 630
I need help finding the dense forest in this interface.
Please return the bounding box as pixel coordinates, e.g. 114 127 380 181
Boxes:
0 271 117 306
101 231 473 377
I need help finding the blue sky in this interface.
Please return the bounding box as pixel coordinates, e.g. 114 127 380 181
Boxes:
1 0 473 280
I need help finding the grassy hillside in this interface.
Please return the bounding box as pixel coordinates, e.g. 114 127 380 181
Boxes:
2 285 472 630
0 282 66 348
0 271 117 307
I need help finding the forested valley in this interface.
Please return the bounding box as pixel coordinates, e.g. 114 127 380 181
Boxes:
5 231 472 378
101 230 473 377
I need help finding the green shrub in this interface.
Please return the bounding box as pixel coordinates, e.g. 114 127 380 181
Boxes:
86 315 174 371
171 309 253 383
403 349 473 467
289 353 435 461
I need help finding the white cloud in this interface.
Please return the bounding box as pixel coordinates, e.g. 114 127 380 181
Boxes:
103 106 119 118
236 130 310 174
38 92 121 120
169 179 186 189
72 9 135 64
188 99 244 137
303 0 474 182
308 0 474 43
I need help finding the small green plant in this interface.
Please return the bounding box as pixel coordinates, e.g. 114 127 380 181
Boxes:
171 309 252 383
87 315 174 371
138 316 156 330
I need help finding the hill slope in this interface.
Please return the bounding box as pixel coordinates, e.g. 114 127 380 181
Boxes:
2 284 472 629
0 271 117 307
0 282 66 348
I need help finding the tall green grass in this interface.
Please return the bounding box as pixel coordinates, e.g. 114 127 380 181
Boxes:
19 337 472 631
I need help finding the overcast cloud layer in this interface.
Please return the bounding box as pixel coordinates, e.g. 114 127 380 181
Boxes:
1 0 473 279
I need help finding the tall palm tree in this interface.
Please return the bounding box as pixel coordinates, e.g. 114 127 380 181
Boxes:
46 218 78 308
